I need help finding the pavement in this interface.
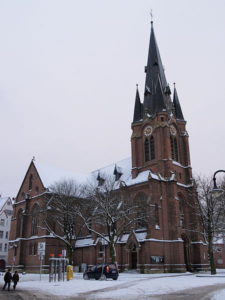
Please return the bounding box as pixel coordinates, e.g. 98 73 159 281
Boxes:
0 289 62 300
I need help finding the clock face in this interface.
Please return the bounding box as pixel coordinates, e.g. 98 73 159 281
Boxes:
144 126 153 136
170 125 177 136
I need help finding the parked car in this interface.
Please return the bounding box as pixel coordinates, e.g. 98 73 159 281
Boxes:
83 263 119 280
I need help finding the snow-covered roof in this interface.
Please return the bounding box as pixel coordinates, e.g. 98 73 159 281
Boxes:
75 238 95 248
34 157 178 190
34 161 88 188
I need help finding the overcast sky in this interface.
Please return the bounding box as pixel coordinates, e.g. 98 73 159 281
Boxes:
1 0 225 197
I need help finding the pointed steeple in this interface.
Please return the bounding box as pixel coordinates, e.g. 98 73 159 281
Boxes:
152 75 167 114
145 22 167 95
143 21 171 114
133 85 143 122
173 84 184 120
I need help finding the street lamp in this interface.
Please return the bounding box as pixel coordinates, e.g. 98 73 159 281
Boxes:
211 170 225 198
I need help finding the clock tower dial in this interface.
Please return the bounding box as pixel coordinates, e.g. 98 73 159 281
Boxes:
170 125 177 136
144 126 153 136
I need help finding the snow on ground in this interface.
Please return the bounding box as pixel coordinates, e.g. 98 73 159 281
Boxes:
1 270 225 299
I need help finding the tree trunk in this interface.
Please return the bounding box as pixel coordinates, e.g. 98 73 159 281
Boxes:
109 242 116 263
208 231 216 275
67 245 73 265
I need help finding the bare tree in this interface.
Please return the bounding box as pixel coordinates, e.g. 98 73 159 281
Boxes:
44 179 86 264
195 175 225 274
81 176 151 264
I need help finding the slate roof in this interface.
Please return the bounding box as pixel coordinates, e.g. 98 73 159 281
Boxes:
133 22 183 122
173 86 184 120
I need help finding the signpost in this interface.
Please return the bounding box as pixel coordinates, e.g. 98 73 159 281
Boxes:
38 242 46 281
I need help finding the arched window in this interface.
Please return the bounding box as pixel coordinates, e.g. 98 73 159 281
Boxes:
16 209 23 238
178 194 185 228
29 174 33 190
144 138 150 162
133 192 148 229
170 136 179 161
150 136 155 160
155 203 159 226
144 136 155 162
31 205 39 236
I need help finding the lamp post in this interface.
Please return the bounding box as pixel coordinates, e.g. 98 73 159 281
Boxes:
210 170 225 274
212 170 225 196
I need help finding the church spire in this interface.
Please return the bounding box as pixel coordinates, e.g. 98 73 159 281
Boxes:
173 83 184 120
144 22 167 98
133 84 143 122
143 21 171 114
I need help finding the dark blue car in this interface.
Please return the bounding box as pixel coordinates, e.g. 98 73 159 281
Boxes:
83 263 119 280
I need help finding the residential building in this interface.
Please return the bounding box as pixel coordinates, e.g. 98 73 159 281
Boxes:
0 196 13 270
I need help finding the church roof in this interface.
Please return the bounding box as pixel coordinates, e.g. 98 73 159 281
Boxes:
33 157 177 191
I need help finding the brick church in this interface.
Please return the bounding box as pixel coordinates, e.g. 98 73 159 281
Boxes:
8 21 208 273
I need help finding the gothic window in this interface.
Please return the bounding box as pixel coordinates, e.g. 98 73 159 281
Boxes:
34 243 37 255
144 136 155 162
144 138 150 162
16 209 23 238
29 174 33 190
133 192 148 229
14 246 17 256
155 204 159 226
170 136 179 161
99 242 104 258
178 194 185 228
150 136 155 160
31 205 39 236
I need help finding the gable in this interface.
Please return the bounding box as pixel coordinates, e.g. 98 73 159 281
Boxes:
16 161 45 202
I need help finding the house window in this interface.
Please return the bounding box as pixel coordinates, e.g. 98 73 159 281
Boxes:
29 174 33 190
4 243 7 252
0 231 3 238
0 219 5 226
170 136 179 161
5 231 8 239
0 243 2 251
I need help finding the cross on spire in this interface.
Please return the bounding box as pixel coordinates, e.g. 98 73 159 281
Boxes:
150 9 153 24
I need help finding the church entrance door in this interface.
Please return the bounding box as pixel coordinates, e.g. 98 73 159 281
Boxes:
182 235 192 271
131 245 137 269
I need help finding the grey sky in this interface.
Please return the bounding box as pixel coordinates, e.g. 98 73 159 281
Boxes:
1 0 225 197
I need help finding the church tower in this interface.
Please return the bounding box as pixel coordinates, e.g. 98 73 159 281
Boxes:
131 21 191 185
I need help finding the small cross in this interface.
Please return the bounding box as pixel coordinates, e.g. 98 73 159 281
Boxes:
150 9 153 22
